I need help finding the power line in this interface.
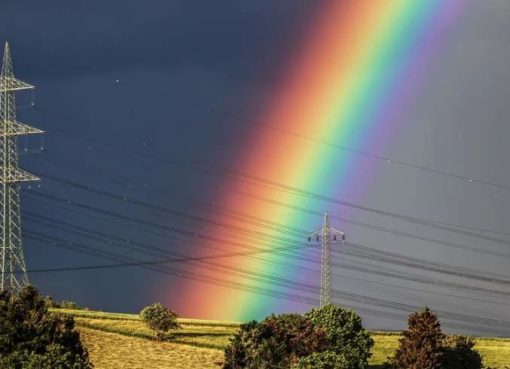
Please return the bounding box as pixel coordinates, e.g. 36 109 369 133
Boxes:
24 198 510 330
28 123 510 241
24 193 510 300
196 159 510 244
200 192 510 259
13 52 508 336
25 195 510 307
23 229 510 336
121 80 510 192
27 56 510 193
33 152 510 263
28 176 510 285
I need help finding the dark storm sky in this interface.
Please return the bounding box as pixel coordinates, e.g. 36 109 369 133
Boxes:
1 1 509 335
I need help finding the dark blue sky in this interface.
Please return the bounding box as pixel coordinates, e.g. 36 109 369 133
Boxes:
2 1 510 335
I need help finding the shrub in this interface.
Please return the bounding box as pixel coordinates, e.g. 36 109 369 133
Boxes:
292 351 350 369
442 335 483 369
223 305 373 369
387 307 445 369
306 304 374 369
140 303 180 340
0 286 92 369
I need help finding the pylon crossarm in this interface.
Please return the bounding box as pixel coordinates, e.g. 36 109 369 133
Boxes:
330 228 346 242
0 168 39 183
0 77 34 92
0 121 44 136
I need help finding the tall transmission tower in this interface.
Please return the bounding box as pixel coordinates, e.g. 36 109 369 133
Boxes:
0 42 43 292
308 212 345 307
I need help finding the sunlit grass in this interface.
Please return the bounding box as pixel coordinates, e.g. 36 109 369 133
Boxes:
74 317 236 350
79 327 224 369
52 308 240 326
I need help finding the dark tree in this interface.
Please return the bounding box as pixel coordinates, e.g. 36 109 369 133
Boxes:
0 286 92 369
388 307 444 369
442 336 483 369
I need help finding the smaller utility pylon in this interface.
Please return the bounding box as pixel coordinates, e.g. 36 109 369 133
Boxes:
308 212 345 307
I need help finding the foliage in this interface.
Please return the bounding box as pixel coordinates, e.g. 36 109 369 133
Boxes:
140 303 180 340
43 295 61 308
223 320 257 369
386 308 489 369
60 300 84 310
223 314 330 369
223 305 373 369
387 307 444 369
0 286 92 369
442 335 483 369
292 351 351 369
306 304 374 369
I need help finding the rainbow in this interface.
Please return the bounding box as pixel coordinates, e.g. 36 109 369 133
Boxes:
173 0 465 321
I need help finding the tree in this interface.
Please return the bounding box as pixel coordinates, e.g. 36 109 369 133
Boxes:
306 304 374 369
223 314 330 369
0 286 92 369
222 305 373 369
387 307 444 369
140 303 180 340
442 336 483 369
387 309 489 369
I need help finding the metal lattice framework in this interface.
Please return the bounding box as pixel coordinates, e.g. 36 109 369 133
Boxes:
308 212 345 307
0 42 42 292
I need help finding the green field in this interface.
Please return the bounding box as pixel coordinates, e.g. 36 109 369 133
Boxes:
55 309 510 369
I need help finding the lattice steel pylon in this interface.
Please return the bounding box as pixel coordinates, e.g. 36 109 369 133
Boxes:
308 212 345 307
0 42 43 292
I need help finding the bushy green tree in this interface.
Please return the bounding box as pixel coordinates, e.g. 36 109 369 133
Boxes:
442 335 483 369
0 286 92 369
306 304 374 369
387 307 445 369
140 303 180 340
223 305 373 369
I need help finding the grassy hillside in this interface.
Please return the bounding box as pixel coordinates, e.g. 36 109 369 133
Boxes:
55 309 510 369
